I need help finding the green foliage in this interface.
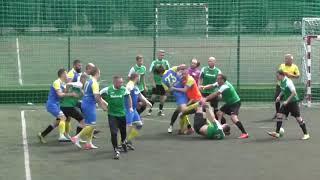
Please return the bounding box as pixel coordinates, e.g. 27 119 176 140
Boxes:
208 0 233 29
128 0 154 31
241 1 268 32
166 7 188 30
86 0 114 33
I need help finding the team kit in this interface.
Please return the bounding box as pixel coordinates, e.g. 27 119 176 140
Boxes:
37 50 310 160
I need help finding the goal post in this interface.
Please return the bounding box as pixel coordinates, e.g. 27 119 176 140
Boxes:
301 17 320 107
154 3 209 62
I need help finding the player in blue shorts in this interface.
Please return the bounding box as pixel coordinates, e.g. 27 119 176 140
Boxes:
37 68 78 143
124 73 152 150
160 64 193 134
71 67 108 150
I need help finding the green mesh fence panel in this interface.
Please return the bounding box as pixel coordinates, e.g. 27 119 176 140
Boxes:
0 0 320 103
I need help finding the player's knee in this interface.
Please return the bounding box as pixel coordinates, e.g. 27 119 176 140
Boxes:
296 117 304 124
135 122 143 130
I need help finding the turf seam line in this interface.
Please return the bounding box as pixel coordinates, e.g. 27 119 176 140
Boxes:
21 110 32 180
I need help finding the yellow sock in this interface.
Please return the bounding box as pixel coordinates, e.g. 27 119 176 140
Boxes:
179 115 187 130
185 115 191 127
127 128 139 141
79 126 91 139
65 121 71 134
185 102 199 112
58 120 66 136
87 126 94 143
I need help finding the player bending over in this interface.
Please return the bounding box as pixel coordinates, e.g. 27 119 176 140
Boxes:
124 73 152 150
38 68 78 143
194 103 230 140
267 70 310 140
204 74 249 139
71 67 107 150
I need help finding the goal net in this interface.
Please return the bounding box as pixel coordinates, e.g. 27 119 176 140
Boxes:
301 18 320 106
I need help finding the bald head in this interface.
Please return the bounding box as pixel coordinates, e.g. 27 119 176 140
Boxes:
284 54 293 66
208 57 216 68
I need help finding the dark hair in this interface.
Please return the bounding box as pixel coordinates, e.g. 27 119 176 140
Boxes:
223 124 231 135
217 74 227 82
57 68 66 77
129 72 139 80
91 66 100 76
136 55 143 61
277 70 285 76
73 59 81 66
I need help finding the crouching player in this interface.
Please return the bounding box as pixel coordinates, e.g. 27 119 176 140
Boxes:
267 70 310 140
194 103 230 140
124 73 152 150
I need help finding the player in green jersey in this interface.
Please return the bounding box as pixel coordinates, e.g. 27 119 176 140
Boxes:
100 75 132 160
148 50 170 116
194 103 230 140
128 55 148 114
204 74 249 139
267 70 310 140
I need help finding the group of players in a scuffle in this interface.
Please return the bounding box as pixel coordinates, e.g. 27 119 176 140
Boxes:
37 50 310 160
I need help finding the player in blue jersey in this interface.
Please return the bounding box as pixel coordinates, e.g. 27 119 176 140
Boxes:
71 67 108 150
124 73 152 150
37 68 79 143
67 59 82 83
160 64 194 135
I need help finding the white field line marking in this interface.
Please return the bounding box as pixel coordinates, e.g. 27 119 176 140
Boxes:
21 111 32 180
16 37 23 86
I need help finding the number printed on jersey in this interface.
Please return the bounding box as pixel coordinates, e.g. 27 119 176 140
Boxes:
164 73 177 86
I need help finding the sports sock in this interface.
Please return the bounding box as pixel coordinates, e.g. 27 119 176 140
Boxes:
58 120 66 137
159 103 164 111
235 121 247 134
275 102 280 113
137 104 146 114
65 121 71 134
41 124 55 137
170 109 180 126
276 120 283 133
299 123 308 135
127 127 139 141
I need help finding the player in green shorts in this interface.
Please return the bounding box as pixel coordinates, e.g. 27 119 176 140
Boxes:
128 55 148 114
204 74 249 139
267 70 310 140
193 103 230 140
148 50 170 116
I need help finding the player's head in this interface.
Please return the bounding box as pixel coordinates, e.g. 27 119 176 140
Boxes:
154 65 165 75
91 66 100 80
181 68 189 78
222 124 231 136
136 55 144 66
85 63 95 75
208 57 216 68
284 54 293 66
158 50 165 60
73 59 82 73
190 58 200 69
113 75 124 89
129 72 139 83
276 70 285 81
217 74 227 86
57 68 67 81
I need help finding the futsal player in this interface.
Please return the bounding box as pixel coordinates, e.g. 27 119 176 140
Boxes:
67 59 82 83
187 58 201 85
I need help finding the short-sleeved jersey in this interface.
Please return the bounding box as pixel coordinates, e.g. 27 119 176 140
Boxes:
47 79 65 104
149 59 170 85
128 64 147 92
206 120 225 140
184 76 202 101
60 86 82 107
279 64 300 78
67 68 82 82
279 77 299 102
82 78 99 105
125 81 141 109
200 66 222 94
218 81 240 105
100 85 129 117
162 66 184 90
188 67 201 85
